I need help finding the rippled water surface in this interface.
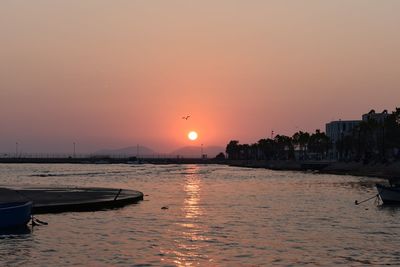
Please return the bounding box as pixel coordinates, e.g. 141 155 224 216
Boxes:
0 164 399 266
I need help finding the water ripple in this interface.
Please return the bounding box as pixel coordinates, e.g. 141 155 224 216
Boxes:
0 164 397 266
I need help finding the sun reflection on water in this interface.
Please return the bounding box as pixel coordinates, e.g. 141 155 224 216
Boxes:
171 165 211 266
2 164 400 266
183 166 203 219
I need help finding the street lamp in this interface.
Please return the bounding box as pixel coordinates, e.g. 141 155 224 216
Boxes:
73 142 76 158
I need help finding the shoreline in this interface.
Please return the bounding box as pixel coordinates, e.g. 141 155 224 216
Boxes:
1 157 399 180
226 160 400 180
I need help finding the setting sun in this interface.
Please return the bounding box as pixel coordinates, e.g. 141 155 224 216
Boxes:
188 131 198 141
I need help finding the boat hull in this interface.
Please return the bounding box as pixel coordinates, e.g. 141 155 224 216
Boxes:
0 201 32 228
376 184 400 205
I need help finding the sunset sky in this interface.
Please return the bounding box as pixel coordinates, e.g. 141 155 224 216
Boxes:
1 1 400 153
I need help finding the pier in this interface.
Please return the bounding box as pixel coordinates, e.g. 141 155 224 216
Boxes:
0 187 144 214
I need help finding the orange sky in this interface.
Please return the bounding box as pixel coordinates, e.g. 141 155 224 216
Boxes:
1 1 400 153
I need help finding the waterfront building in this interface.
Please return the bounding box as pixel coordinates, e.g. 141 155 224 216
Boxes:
362 109 389 123
326 120 362 143
325 110 392 160
326 120 362 160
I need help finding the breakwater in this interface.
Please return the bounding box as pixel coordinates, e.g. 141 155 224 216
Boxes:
0 156 225 165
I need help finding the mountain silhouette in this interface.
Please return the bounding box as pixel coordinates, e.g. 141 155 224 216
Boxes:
95 146 156 156
169 146 225 158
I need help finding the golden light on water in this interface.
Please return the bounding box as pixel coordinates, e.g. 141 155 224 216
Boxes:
171 165 210 266
183 168 202 219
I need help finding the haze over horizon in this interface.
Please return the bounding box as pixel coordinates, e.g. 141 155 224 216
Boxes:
1 1 400 153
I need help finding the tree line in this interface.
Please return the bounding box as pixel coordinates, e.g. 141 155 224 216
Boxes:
225 129 330 161
337 108 400 163
225 108 400 163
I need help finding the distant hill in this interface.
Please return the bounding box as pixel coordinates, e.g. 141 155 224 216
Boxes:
95 146 156 157
169 146 225 158
94 145 225 158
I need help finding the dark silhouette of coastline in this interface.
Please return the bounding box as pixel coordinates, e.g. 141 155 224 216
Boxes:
223 107 400 179
224 108 400 164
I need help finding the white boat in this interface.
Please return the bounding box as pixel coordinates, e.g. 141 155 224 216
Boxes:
376 184 400 205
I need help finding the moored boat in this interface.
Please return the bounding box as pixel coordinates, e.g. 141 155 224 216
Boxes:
376 184 400 205
0 201 32 228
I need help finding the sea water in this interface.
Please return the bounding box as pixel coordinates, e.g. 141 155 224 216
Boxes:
0 164 399 266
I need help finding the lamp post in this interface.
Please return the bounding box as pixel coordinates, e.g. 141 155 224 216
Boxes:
339 131 344 161
73 142 76 158
382 124 385 162
15 142 18 157
357 127 361 161
201 144 203 159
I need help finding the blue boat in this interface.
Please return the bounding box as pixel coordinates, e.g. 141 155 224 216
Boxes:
0 201 32 228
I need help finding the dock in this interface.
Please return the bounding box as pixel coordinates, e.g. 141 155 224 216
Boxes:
0 187 143 214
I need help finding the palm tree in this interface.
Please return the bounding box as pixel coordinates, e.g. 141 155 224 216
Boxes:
240 144 251 160
226 140 240 160
308 130 330 160
292 131 310 160
274 135 294 160
257 138 276 160
383 108 400 160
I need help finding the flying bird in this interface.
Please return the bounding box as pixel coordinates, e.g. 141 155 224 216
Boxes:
182 115 190 120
